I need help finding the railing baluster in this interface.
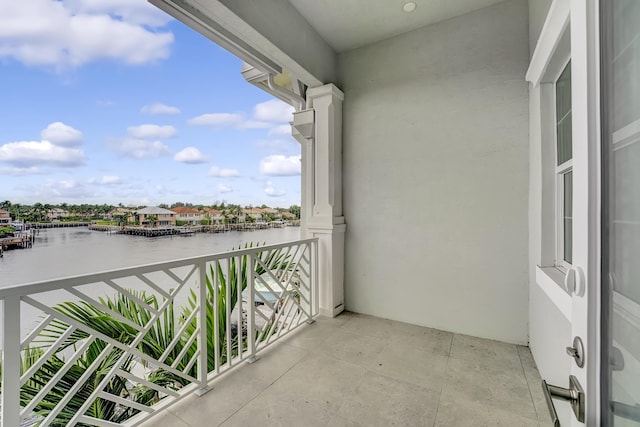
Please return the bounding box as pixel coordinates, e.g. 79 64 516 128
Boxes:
247 253 258 363
2 295 21 427
213 260 221 375
195 260 210 395
226 258 232 366
236 255 243 361
309 241 317 320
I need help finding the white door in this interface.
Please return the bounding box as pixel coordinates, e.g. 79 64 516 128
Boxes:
538 0 640 425
528 1 600 425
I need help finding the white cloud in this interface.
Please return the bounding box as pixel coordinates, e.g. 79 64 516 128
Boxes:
0 166 42 175
41 122 84 147
268 124 292 137
0 140 85 168
217 184 233 193
208 166 240 177
0 0 173 68
100 175 121 185
254 99 294 123
259 155 301 176
63 0 173 27
240 120 271 130
141 102 181 115
107 138 170 159
188 113 244 127
127 124 177 139
174 147 210 164
264 181 285 197
45 178 97 199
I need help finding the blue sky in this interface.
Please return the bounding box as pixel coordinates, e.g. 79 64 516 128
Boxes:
0 0 300 208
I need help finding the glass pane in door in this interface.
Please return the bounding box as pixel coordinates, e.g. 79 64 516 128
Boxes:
603 0 640 425
564 171 573 264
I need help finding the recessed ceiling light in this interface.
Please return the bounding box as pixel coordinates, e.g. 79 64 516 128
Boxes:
402 2 417 13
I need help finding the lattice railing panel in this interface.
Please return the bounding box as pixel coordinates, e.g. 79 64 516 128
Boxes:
0 238 317 427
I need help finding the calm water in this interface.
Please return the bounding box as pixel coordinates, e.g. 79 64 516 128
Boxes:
0 226 301 287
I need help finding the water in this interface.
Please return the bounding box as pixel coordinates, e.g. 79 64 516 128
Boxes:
0 227 301 287
0 227 301 345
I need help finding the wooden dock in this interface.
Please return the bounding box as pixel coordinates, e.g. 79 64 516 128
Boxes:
0 232 35 257
88 225 196 237
30 222 91 229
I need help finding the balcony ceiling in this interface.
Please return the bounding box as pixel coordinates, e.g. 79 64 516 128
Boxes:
288 0 507 53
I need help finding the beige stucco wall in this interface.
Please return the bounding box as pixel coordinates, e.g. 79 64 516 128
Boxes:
338 0 530 343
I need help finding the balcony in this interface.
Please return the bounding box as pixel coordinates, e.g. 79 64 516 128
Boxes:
1 236 552 426
141 312 553 427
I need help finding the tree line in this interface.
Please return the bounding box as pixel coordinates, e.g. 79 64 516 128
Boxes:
0 200 301 222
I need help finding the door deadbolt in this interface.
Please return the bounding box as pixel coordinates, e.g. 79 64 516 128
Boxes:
566 336 585 368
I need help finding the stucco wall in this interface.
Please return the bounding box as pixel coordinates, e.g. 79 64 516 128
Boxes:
528 0 554 57
338 0 530 344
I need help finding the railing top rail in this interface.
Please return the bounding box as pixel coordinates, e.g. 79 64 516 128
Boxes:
0 238 317 299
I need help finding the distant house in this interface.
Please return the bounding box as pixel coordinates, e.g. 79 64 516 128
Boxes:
243 208 282 222
47 208 70 221
134 207 176 227
171 207 202 225
243 208 263 222
109 207 136 221
0 209 11 225
203 208 225 225
281 211 296 221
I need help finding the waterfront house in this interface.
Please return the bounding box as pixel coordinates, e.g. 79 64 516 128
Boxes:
46 208 70 221
1 1 637 426
0 209 11 226
108 207 136 222
171 207 203 225
202 208 225 225
134 206 177 227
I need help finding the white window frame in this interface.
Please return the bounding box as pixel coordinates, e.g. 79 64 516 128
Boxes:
553 58 573 273
556 160 573 271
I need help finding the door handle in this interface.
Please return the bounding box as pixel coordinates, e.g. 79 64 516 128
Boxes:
542 375 585 426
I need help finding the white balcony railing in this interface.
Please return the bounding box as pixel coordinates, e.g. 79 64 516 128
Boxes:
0 238 318 426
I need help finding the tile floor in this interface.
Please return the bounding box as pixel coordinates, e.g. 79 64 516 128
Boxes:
141 312 553 427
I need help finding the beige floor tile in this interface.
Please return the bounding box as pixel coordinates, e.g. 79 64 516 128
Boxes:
336 373 440 426
319 329 387 368
517 345 554 425
282 319 345 350
340 313 400 340
220 389 335 427
139 410 190 427
450 334 522 370
442 357 538 421
268 353 368 412
435 398 540 427
324 414 365 427
385 328 453 357
242 342 308 384
372 343 449 392
167 371 269 426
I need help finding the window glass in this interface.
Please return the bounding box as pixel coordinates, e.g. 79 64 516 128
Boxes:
556 62 573 165
563 171 573 264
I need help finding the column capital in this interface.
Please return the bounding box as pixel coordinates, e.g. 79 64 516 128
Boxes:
307 83 344 102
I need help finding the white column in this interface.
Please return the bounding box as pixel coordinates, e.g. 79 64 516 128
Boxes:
292 84 345 318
